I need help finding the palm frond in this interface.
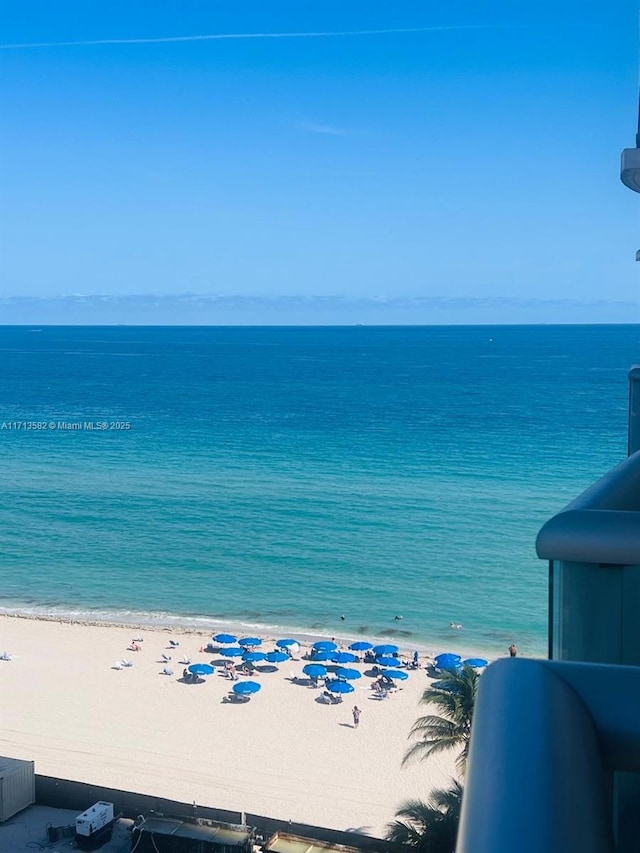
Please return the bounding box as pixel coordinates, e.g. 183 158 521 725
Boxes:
386 818 427 846
386 785 464 853
409 716 462 738
402 734 468 767
430 779 463 815
455 742 470 775
406 664 479 774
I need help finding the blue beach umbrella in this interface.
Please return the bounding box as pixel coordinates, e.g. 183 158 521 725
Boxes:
213 633 237 644
382 669 409 681
311 650 335 661
463 658 489 668
232 681 261 695
313 641 338 651
242 651 267 662
327 680 355 694
375 656 400 668
265 651 288 663
303 664 327 678
188 663 214 676
239 637 262 647
373 644 399 656
332 651 358 664
275 639 298 648
349 641 373 651
335 667 361 680
434 653 462 671
220 646 245 657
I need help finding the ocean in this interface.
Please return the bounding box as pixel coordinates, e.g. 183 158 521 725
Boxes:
0 324 636 658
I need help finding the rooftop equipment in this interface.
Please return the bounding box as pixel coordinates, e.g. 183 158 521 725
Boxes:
75 801 115 849
131 815 254 853
0 757 35 823
264 831 365 853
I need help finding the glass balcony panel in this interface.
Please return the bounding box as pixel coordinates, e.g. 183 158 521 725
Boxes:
550 562 640 664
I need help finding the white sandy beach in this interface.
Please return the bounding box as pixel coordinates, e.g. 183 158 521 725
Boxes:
0 615 463 838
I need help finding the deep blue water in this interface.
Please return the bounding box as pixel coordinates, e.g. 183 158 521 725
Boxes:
0 324 637 656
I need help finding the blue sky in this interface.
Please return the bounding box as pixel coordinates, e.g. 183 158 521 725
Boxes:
1 1 639 323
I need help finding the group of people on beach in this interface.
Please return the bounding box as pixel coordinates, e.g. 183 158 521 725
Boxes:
182 667 199 683
116 632 518 721
371 675 395 694
223 661 239 681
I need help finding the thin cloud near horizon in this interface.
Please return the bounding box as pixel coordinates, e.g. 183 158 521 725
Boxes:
297 121 350 137
0 294 633 308
0 24 511 51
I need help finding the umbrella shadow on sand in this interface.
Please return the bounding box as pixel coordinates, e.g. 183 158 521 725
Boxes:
315 695 343 705
290 677 318 688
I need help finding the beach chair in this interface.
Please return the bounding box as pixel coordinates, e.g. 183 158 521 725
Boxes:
168 640 179 648
179 657 191 665
112 661 123 670
161 654 172 662
121 659 133 667
0 651 11 661
161 666 174 676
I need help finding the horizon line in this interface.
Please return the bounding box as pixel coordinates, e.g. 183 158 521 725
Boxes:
0 322 636 328
0 293 635 306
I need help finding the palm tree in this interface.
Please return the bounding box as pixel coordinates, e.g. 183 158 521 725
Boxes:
402 663 478 774
386 780 463 853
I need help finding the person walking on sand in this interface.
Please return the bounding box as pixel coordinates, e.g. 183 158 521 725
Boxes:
352 706 361 728
508 643 518 657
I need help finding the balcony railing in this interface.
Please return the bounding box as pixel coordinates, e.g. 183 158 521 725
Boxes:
456 367 640 851
457 658 640 853
536 449 640 664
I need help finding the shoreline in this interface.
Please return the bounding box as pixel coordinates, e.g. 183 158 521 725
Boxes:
0 613 463 837
0 605 539 662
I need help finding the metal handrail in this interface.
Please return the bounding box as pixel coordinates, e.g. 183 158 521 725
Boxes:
535 451 640 565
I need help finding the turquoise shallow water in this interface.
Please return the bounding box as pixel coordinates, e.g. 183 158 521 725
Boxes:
0 325 636 657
